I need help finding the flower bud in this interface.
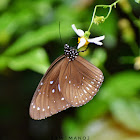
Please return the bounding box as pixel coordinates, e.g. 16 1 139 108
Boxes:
93 16 105 25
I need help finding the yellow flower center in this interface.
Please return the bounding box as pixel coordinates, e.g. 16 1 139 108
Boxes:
78 37 89 46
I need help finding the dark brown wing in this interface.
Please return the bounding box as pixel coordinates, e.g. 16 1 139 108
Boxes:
29 55 71 120
59 56 104 107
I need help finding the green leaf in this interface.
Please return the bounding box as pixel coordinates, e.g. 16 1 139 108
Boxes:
99 71 140 102
3 22 73 56
8 47 50 74
110 98 140 132
3 24 57 56
76 99 108 123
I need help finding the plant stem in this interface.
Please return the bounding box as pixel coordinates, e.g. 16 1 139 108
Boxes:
88 0 120 32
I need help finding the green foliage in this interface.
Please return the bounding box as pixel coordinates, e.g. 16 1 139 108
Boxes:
3 24 62 56
99 71 140 101
110 98 140 132
76 99 108 123
135 0 140 4
63 117 81 137
8 47 50 74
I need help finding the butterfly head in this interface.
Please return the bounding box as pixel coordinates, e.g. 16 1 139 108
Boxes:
64 44 79 61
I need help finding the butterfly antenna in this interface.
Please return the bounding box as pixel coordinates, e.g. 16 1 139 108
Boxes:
59 21 63 45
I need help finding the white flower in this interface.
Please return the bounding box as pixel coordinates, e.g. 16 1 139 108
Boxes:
72 24 105 49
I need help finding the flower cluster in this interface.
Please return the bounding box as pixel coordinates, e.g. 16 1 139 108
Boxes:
72 24 105 49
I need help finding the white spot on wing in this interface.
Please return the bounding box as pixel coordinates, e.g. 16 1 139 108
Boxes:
40 82 43 85
83 89 87 93
50 81 54 84
37 107 40 110
69 80 71 84
58 84 61 92
61 97 64 100
33 105 35 108
42 108 45 111
52 89 55 93
88 84 92 87
48 106 50 109
86 87 90 90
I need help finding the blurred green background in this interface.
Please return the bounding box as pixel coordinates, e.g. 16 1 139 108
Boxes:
0 0 140 140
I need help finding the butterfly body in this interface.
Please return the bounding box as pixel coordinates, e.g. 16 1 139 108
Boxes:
30 44 104 120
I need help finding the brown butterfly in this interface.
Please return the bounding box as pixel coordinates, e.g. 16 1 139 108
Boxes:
29 44 104 120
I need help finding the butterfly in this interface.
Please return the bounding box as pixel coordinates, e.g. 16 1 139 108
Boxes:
29 44 104 120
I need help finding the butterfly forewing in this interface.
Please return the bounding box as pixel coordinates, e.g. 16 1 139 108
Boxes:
29 55 71 120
